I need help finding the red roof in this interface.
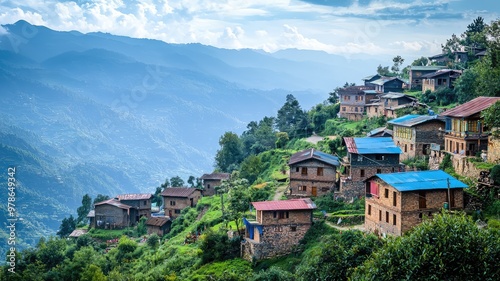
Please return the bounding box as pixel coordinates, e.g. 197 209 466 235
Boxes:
440 96 500 118
343 137 357 153
161 187 200 198
94 199 131 210
252 198 316 211
116 193 152 200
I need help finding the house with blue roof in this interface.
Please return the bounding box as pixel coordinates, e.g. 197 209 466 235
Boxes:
288 148 340 197
388 114 445 160
340 137 403 199
365 170 468 236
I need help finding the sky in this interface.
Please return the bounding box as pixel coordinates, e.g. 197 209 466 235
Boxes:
0 0 499 61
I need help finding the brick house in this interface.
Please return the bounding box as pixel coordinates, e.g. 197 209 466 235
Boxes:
146 217 172 236
365 170 468 236
116 193 152 222
409 66 446 90
365 92 419 119
241 198 316 261
161 187 202 218
340 137 403 199
288 148 340 197
421 69 462 93
338 86 379 121
389 114 445 161
200 172 230 196
93 199 137 229
370 77 406 93
440 96 500 156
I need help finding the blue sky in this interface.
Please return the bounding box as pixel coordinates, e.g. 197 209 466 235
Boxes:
0 0 499 61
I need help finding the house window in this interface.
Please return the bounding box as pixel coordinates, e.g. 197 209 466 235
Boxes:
278 211 289 219
375 155 385 161
384 188 389 198
450 189 455 208
393 214 397 225
419 191 426 209
170 201 176 206
143 201 147 206
317 167 324 176
174 209 181 214
375 107 378 113
298 186 307 191
342 107 346 112
386 211 389 223
301 167 308 175
207 184 211 189
360 169 365 177
290 225 297 232
368 204 372 215
410 144 414 151
296 167 300 172
379 210 382 221
377 169 382 174
357 155 363 161
393 191 397 206
355 107 358 112
404 144 408 152
275 226 283 232
369 181 379 197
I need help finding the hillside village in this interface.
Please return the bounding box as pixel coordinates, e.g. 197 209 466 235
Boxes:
4 17 500 281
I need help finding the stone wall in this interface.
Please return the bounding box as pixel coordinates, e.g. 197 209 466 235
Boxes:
201 179 221 196
289 159 337 197
488 136 500 163
429 151 487 179
163 191 201 217
94 205 132 228
257 209 313 226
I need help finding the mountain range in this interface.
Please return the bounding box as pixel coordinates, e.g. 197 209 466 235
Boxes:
0 20 381 252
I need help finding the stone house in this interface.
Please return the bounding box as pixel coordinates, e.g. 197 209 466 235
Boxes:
288 148 340 197
408 66 446 90
421 69 462 93
93 198 137 229
388 114 445 161
338 86 379 121
241 198 316 261
440 96 500 156
146 217 172 236
116 193 152 222
200 172 230 196
340 137 403 199
365 92 419 119
161 187 202 218
365 170 468 236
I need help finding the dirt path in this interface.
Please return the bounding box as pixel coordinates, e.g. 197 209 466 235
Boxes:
324 220 365 232
273 184 289 201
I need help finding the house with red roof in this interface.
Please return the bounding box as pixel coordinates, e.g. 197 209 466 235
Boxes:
200 172 230 196
288 148 340 197
116 193 153 221
440 96 500 156
93 198 138 229
241 198 316 261
161 187 201 218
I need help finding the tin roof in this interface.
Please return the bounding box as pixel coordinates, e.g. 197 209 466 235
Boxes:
116 193 152 201
344 137 402 154
374 170 468 192
388 114 444 127
94 198 132 210
69 229 88 238
440 96 500 118
288 148 339 166
370 77 405 86
87 210 95 218
367 127 393 137
362 74 381 81
252 198 317 211
200 173 230 180
420 69 462 79
146 217 171 227
161 187 200 198
410 66 446 71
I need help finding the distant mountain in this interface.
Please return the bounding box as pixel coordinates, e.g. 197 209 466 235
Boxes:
0 20 381 252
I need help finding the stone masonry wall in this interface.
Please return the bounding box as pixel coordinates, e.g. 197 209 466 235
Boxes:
289 159 337 197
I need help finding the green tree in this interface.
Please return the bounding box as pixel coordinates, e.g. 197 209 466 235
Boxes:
226 178 251 236
215 132 244 172
275 132 289 149
80 264 107 281
199 229 241 264
454 68 479 103
391 55 405 75
93 194 110 207
57 215 76 237
376 64 391 76
187 175 196 187
170 176 185 187
146 233 160 248
351 212 500 280
251 267 295 281
152 186 163 206
482 101 500 138
239 155 263 185
275 94 311 139
241 116 276 156
76 194 92 225
411 56 430 66
137 216 147 236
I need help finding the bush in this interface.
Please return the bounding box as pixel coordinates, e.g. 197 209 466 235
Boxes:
491 165 500 185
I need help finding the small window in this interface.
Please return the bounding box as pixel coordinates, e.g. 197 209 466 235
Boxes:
174 209 181 214
295 167 300 172
207 184 211 189
317 167 324 176
418 213 423 219
298 186 307 191
275 226 283 232
379 210 382 221
357 155 363 161
386 211 389 223
368 204 372 215
170 201 176 206
290 225 297 232
377 169 382 174
410 144 414 151
360 169 365 177
384 189 389 198
393 214 397 225
143 201 147 206
393 191 397 206
301 167 308 175
278 211 289 219
375 155 385 161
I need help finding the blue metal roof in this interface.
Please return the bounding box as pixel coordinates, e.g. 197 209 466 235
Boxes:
388 114 444 127
352 137 402 154
375 170 468 192
388 114 420 124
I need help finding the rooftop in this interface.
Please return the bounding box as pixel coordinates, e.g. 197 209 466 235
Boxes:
69 229 88 238
374 170 468 192
116 193 152 201
410 65 446 71
200 173 230 180
420 69 462 79
94 199 132 210
161 187 200 198
288 148 339 166
440 96 500 118
344 137 402 154
388 114 444 127
146 217 171 227
252 198 317 211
